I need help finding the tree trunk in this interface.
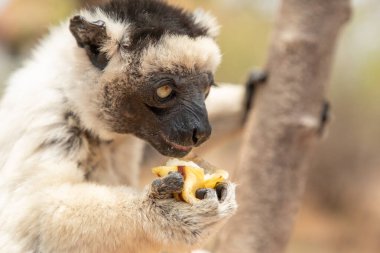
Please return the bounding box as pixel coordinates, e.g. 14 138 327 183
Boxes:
214 1 351 253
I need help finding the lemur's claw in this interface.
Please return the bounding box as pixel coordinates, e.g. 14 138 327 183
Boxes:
243 69 268 123
215 182 228 202
318 100 330 136
195 188 216 200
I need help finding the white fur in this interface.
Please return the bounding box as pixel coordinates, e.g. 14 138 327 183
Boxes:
192 8 220 38
0 8 238 253
206 84 245 118
82 8 131 59
140 34 221 75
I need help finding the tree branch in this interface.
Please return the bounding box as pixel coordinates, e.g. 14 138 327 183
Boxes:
214 1 351 252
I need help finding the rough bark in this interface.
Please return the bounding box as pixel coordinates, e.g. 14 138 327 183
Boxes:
214 1 351 253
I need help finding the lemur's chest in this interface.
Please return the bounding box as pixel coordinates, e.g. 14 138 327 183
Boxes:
62 112 143 187
77 140 141 187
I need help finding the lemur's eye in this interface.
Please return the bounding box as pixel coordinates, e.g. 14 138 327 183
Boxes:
156 85 173 99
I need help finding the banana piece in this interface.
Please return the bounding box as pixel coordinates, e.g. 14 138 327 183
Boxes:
203 170 229 188
152 159 229 204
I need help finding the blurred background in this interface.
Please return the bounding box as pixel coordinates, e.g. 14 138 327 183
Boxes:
1 0 379 252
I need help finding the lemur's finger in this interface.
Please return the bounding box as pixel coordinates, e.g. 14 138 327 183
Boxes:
149 172 184 199
195 188 217 200
318 100 330 136
195 188 209 200
215 182 228 202
243 69 268 123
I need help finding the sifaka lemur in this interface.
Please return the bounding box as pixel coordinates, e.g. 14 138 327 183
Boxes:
0 0 242 252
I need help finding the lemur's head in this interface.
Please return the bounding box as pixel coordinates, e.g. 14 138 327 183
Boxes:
69 0 221 157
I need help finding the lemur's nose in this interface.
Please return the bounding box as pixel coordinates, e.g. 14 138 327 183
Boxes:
192 124 211 146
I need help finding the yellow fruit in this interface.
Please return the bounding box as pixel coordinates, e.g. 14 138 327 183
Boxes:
152 166 178 177
151 162 229 204
203 170 229 189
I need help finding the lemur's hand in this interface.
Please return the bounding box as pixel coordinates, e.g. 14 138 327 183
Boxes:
145 172 237 248
149 171 185 199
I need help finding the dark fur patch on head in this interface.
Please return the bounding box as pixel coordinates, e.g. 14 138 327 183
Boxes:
98 0 209 51
70 16 109 69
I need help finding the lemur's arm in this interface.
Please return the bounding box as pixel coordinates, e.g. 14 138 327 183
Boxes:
199 71 267 150
37 181 151 253
206 84 245 122
206 70 329 137
39 177 234 252
206 70 268 130
11 153 235 253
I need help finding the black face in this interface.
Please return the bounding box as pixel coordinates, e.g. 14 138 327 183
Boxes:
100 72 214 158
69 1 218 158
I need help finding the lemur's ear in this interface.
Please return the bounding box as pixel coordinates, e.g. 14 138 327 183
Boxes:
192 9 220 39
70 15 109 70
